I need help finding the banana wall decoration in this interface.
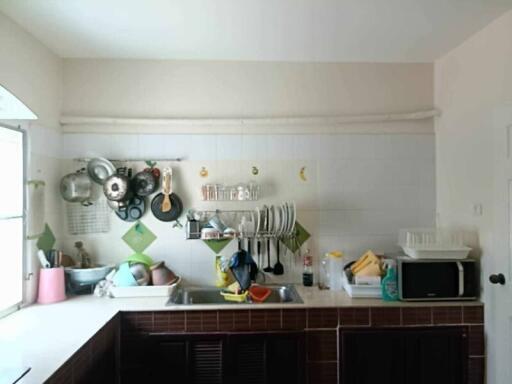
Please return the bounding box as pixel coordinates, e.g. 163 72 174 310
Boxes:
299 166 307 181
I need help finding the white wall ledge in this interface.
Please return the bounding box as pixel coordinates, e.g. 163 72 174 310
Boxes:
60 109 439 135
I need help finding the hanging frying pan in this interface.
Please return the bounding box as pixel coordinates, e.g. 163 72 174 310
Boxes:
151 167 183 222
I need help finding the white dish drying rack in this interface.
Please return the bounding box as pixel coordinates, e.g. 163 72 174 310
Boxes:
189 202 297 240
399 228 471 259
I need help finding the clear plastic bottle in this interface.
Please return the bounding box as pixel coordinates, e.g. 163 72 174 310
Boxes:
302 249 314 287
323 251 344 291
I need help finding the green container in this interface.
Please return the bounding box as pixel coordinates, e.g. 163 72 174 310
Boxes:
126 252 154 267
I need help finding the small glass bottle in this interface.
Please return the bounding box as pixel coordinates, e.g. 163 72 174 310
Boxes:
75 241 91 269
302 249 314 287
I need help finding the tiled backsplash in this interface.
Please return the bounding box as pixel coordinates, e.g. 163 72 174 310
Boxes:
52 132 435 286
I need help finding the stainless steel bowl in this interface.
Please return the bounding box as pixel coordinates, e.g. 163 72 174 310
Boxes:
64 264 114 285
129 263 150 286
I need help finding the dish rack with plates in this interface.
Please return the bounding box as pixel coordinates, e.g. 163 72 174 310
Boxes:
398 228 471 259
185 202 297 240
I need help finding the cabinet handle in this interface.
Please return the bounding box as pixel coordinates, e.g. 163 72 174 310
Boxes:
456 262 464 296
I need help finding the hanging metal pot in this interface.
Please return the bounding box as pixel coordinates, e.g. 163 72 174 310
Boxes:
60 169 92 206
132 170 157 196
103 168 132 203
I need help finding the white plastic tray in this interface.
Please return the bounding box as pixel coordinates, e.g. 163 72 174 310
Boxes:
342 273 382 298
109 278 181 298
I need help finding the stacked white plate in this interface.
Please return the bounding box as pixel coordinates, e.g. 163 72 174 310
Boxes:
254 201 296 237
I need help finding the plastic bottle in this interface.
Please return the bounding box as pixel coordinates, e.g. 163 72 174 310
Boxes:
75 241 91 268
323 251 344 291
302 249 314 287
381 262 399 301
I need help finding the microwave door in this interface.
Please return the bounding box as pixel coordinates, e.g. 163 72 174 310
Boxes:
402 262 461 299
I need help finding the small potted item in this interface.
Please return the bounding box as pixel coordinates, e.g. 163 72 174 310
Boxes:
150 261 179 286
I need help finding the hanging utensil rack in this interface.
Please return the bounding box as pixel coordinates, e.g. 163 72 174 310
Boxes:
73 157 183 163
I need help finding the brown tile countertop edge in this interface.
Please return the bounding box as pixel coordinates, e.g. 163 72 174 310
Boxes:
121 305 484 333
0 286 484 384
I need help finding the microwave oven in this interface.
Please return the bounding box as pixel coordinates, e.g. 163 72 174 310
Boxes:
397 257 478 301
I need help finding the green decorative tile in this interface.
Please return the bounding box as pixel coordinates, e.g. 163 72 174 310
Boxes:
281 221 310 253
36 223 56 252
203 238 232 254
122 221 156 253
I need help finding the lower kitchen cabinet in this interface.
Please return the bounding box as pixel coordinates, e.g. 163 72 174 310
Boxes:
123 331 305 384
228 332 305 384
152 334 225 383
340 327 468 384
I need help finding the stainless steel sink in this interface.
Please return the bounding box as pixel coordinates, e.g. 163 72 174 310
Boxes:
168 285 303 305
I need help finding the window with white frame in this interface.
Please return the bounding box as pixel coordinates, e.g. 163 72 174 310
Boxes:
0 124 25 316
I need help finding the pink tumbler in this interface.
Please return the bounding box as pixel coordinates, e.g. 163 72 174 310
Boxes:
37 267 66 304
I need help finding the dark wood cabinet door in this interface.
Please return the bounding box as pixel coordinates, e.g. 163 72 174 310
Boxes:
404 328 467 384
227 331 305 384
190 339 225 384
266 332 305 384
145 331 304 384
227 333 267 384
341 329 406 384
340 327 468 384
151 334 226 384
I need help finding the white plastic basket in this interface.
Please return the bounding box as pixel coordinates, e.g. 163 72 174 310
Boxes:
398 228 471 259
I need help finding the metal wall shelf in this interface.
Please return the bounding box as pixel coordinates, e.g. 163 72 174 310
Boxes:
73 157 183 163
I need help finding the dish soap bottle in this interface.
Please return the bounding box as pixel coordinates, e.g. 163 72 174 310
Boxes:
381 261 399 301
75 241 92 269
302 249 314 287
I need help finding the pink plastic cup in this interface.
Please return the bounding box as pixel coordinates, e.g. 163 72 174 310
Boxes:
37 267 66 304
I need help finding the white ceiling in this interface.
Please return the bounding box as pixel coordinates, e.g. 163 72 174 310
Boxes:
1 0 511 62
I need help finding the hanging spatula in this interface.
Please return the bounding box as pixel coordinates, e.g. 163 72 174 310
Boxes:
161 168 172 212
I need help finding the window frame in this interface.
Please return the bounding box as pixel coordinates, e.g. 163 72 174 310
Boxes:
0 122 27 318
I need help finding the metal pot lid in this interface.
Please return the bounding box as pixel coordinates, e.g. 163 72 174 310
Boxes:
87 158 116 185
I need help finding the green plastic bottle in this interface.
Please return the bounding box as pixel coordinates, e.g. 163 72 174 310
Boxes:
381 263 399 301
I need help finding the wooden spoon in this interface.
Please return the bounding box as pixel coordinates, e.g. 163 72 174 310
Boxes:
161 168 172 212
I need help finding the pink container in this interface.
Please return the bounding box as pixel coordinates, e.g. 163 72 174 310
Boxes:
37 267 66 304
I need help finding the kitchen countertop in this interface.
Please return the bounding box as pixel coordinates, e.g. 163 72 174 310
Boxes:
0 286 482 384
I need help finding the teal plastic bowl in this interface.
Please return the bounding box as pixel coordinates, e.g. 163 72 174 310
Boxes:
112 262 138 287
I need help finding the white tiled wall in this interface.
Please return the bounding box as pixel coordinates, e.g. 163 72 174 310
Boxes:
57 132 435 286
